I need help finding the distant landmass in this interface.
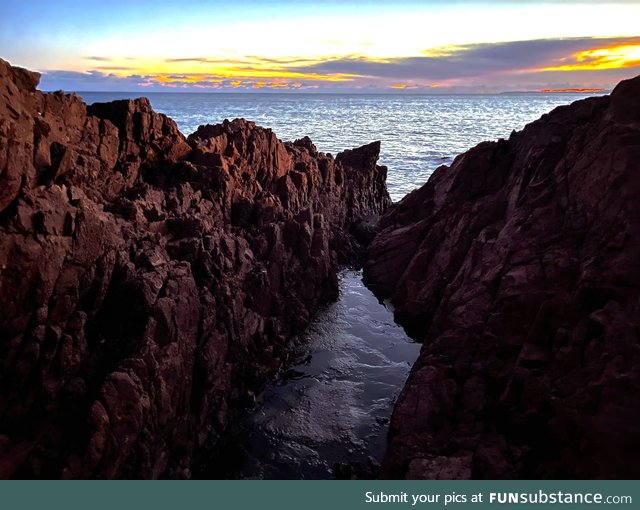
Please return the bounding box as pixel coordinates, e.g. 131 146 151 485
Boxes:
501 88 608 95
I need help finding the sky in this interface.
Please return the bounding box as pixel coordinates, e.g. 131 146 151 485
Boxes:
1 0 640 93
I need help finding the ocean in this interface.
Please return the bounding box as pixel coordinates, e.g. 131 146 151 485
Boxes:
78 92 598 201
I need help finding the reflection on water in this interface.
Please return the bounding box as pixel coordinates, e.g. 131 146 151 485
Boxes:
78 92 596 201
220 270 420 479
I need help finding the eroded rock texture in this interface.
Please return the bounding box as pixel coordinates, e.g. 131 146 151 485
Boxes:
365 76 640 479
0 58 390 478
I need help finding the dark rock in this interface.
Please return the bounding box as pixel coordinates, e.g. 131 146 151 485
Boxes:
364 75 640 479
0 58 390 478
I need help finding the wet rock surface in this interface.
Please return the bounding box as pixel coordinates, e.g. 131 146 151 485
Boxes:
0 58 390 478
364 75 640 478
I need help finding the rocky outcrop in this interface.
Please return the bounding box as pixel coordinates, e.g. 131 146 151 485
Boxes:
365 76 640 479
0 58 390 478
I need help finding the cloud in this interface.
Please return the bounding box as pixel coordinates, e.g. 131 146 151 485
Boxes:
164 57 210 63
39 70 157 91
94 66 137 71
291 37 640 81
38 69 319 92
84 56 112 62
244 55 321 65
39 36 640 93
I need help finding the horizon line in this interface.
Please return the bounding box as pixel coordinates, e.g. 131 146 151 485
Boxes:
45 89 612 96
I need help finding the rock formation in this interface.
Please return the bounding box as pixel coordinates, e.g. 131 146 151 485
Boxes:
0 58 390 478
364 76 640 478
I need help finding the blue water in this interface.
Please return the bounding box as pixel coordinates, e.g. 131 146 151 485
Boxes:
78 91 599 201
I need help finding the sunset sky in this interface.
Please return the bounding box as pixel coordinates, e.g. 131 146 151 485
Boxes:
1 0 640 92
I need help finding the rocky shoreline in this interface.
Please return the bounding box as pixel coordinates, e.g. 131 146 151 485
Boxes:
0 58 390 478
364 75 640 479
1 57 638 480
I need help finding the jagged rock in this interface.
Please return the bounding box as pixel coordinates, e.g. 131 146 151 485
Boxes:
0 58 390 479
364 75 640 479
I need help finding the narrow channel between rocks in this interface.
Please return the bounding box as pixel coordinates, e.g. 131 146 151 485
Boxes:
207 270 420 479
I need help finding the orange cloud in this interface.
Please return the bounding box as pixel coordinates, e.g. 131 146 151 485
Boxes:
86 53 360 84
542 43 640 71
41 37 640 93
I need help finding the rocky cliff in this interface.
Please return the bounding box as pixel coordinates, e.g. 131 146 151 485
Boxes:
365 76 640 478
0 58 390 478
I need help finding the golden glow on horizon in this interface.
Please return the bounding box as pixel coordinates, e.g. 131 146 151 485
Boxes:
81 54 361 87
420 45 461 58
536 88 606 93
77 37 640 91
153 70 356 82
542 43 640 71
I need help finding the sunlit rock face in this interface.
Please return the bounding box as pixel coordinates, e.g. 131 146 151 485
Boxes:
0 58 390 479
364 75 640 479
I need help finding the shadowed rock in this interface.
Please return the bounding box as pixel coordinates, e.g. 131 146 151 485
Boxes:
364 75 640 479
0 58 390 478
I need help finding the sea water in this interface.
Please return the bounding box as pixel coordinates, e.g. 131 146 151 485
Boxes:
79 91 596 201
